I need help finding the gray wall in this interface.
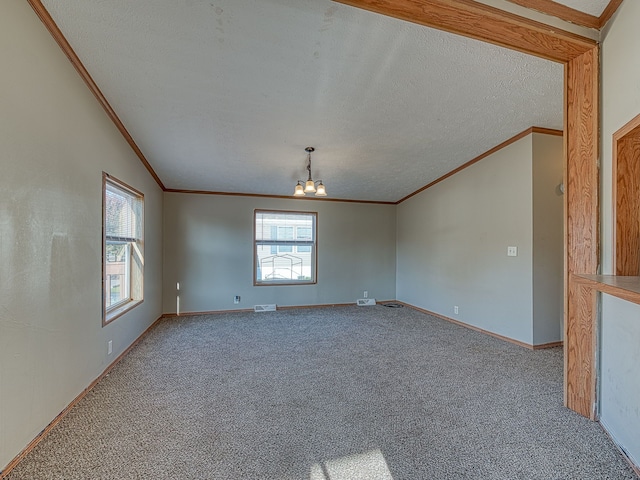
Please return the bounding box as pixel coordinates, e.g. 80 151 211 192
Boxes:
600 0 640 465
397 136 535 344
532 133 564 344
396 133 563 346
163 193 396 313
0 1 163 469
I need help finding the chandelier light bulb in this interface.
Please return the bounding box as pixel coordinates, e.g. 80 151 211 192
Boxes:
293 147 327 198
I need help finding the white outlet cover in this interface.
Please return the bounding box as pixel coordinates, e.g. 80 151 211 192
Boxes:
507 246 518 257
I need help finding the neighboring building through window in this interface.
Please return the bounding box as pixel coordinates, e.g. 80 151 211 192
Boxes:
255 210 317 285
103 173 144 323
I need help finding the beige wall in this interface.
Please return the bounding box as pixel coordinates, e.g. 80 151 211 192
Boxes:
163 193 397 312
599 0 640 466
397 132 563 346
532 133 564 344
0 0 592 472
397 135 535 343
0 0 163 469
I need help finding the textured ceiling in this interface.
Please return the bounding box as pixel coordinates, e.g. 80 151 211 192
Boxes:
41 0 564 202
553 0 611 17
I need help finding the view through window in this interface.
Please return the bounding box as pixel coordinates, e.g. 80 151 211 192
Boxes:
103 174 144 322
254 210 317 284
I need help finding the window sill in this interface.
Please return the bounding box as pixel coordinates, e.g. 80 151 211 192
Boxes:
254 281 316 286
103 299 143 326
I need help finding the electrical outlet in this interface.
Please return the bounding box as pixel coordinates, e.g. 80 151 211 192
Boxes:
234 295 241 304
507 246 518 257
108 340 113 355
364 291 368 298
454 306 459 315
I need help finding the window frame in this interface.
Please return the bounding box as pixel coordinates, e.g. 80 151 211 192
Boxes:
254 209 318 286
102 173 144 325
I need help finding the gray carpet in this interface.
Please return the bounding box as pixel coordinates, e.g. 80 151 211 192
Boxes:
5 306 638 479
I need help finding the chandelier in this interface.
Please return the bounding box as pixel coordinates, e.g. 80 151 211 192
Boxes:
293 147 326 197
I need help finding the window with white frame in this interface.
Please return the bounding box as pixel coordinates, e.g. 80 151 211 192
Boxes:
254 210 317 285
103 174 144 323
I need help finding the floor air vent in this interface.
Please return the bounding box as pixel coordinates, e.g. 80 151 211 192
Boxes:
357 299 376 306
254 304 277 312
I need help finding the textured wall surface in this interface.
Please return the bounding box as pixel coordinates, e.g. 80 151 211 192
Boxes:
599 0 640 467
0 0 163 470
396 135 535 344
396 132 563 346
163 193 397 313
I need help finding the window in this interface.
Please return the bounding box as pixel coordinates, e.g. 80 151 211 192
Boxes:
277 226 294 253
255 210 317 285
296 226 312 253
103 173 144 323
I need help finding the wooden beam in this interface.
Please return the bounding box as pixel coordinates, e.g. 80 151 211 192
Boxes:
576 275 640 307
333 0 596 62
336 0 601 419
598 0 624 29
505 0 598 29
566 275 598 419
564 46 599 419
26 0 166 191
506 0 623 30
26 0 602 420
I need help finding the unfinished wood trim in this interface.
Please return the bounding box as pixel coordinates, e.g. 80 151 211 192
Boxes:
505 0 600 29
162 309 253 318
397 302 540 349
164 188 396 205
26 0 165 191
532 340 564 350
576 275 640 307
333 0 596 62
531 126 564 136
336 0 599 419
598 0 624 29
613 114 640 275
566 274 598 419
564 47 600 419
613 112 640 139
397 127 563 204
24 0 599 422
0 315 164 478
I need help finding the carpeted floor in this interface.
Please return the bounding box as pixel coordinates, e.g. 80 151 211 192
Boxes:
5 306 638 479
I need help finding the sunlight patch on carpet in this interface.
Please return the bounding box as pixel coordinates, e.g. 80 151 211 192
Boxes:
310 448 394 480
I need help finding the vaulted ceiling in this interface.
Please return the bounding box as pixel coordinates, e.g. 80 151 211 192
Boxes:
38 0 616 202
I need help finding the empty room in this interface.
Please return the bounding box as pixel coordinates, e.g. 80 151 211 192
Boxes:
1 0 640 478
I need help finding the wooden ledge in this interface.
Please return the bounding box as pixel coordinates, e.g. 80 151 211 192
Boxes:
574 274 640 306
